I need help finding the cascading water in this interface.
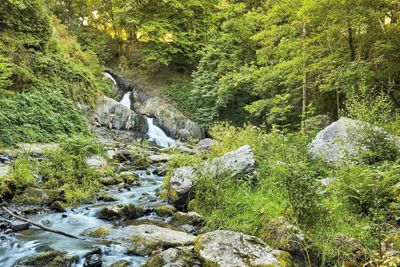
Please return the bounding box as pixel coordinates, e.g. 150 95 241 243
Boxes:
102 72 117 85
146 117 175 148
119 91 131 109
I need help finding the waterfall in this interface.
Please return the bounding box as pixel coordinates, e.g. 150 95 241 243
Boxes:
103 72 117 85
102 72 175 148
146 117 175 148
119 91 131 109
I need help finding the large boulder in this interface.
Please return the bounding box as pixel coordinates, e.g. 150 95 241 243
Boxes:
194 230 292 267
82 224 195 256
168 145 256 208
169 212 205 227
309 117 400 163
88 96 147 132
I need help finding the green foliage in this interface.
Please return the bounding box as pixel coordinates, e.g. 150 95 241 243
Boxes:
166 79 196 119
337 163 400 216
59 134 105 157
0 90 88 146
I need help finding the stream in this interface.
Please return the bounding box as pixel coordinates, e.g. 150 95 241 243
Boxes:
0 73 178 266
0 166 169 266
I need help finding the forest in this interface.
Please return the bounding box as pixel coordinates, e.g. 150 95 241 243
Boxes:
1 0 400 267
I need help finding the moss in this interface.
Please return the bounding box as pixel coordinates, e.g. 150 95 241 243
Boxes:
127 235 161 256
87 225 115 238
50 201 67 212
187 199 197 211
193 235 205 255
142 256 166 267
155 205 176 216
274 251 293 267
17 251 73 267
97 204 144 220
22 207 43 214
102 194 119 202
145 170 151 175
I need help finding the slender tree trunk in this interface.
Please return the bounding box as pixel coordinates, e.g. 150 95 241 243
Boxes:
301 21 307 133
348 23 356 61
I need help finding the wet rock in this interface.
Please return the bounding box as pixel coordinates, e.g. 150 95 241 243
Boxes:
50 201 67 212
4 228 13 235
22 207 43 215
155 205 177 217
169 212 205 226
12 188 65 206
259 217 304 254
148 154 175 163
143 248 194 267
155 163 169 176
169 145 256 208
82 224 195 256
102 194 119 202
10 220 30 231
194 230 292 267
97 204 144 221
83 254 102 267
110 260 131 267
14 250 73 267
84 247 102 258
85 156 107 169
99 177 123 186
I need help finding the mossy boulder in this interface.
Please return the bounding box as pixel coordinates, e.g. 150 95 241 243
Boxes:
109 260 131 267
259 217 304 254
12 187 65 206
169 212 205 226
155 205 177 217
187 199 197 211
102 194 119 202
119 172 139 185
99 177 124 186
50 201 67 212
82 224 195 256
97 204 144 221
143 248 193 267
193 230 292 267
82 224 116 238
22 207 43 215
14 251 73 267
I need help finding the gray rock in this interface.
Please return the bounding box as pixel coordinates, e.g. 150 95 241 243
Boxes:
17 143 59 156
82 224 195 256
110 260 131 267
194 230 292 267
155 162 169 176
169 212 205 226
143 248 194 267
10 220 30 231
148 154 175 162
181 224 196 234
168 145 256 208
197 138 213 152
12 188 65 206
155 205 177 216
88 96 147 132
309 117 399 163
85 156 107 169
97 204 144 221
14 251 73 267
0 164 9 178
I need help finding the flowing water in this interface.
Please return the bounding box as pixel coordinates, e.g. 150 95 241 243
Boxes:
102 72 117 86
0 73 176 266
146 117 175 148
0 168 167 266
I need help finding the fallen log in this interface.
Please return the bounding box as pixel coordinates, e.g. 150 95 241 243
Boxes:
1 206 85 241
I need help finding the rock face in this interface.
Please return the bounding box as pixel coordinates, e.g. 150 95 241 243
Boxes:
82 224 195 256
194 230 292 267
132 93 205 140
87 96 147 132
309 117 399 163
197 138 213 152
168 145 256 208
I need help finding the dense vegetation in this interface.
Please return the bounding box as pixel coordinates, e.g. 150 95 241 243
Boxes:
2 0 400 266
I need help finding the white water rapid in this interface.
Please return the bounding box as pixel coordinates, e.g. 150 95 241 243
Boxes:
120 91 131 109
102 71 117 85
146 117 175 148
